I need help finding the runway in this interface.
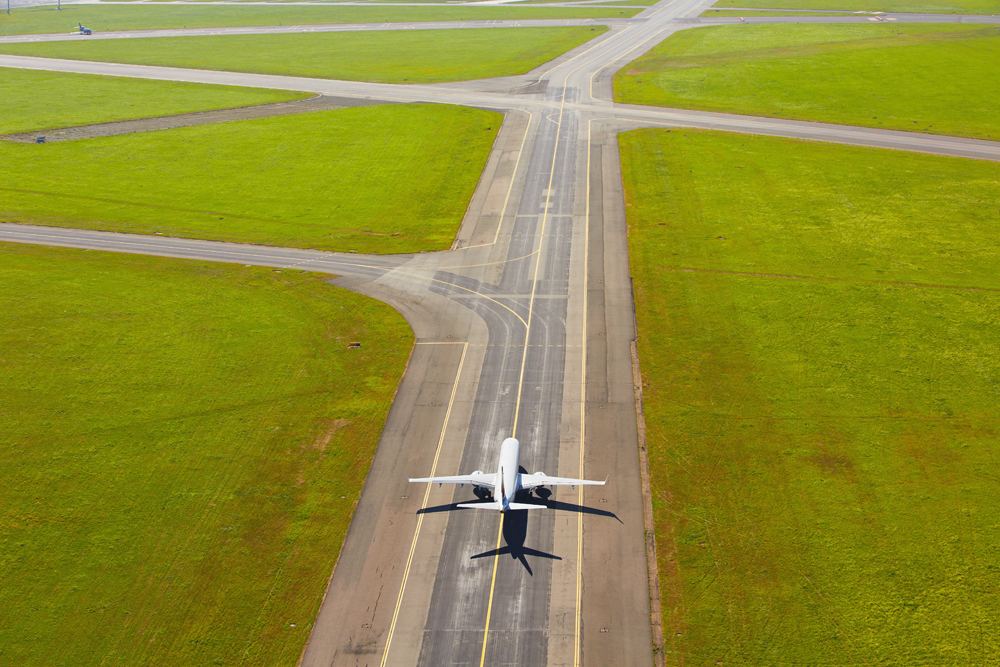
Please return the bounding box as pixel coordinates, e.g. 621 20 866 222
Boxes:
3 1 1000 664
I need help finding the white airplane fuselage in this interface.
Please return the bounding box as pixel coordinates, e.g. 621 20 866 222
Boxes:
495 437 521 511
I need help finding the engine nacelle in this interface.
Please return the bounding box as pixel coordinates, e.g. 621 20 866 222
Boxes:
473 470 484 476
533 472 546 477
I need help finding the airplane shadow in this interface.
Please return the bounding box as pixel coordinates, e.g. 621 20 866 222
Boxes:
470 509 560 576
543 499 623 524
416 502 469 515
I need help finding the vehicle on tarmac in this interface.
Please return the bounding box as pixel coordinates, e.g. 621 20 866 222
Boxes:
76 23 93 35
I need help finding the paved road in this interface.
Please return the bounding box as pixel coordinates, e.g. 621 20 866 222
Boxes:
3 2 1000 666
3 50 999 161
0 18 635 44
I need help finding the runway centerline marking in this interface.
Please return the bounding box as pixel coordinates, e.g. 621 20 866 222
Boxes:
482 23 589 662
479 512 506 667
379 342 469 667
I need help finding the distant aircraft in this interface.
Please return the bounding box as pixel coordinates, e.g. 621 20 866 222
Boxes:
76 23 93 35
408 437 606 512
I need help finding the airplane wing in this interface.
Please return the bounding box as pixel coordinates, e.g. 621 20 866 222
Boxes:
519 473 606 490
408 472 496 489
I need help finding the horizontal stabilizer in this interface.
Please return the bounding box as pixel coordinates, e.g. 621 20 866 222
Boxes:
457 501 502 510
505 502 548 510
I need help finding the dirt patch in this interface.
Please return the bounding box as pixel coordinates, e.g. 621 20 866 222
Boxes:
1 95 393 144
312 418 351 452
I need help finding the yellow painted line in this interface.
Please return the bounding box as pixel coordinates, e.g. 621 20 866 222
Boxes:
379 342 469 667
575 117 594 667
492 109 533 247
426 248 538 270
479 513 506 667
481 41 569 667
392 269 528 329
510 82 565 439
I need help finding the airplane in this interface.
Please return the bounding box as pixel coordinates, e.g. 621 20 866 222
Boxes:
76 23 93 35
408 437 606 512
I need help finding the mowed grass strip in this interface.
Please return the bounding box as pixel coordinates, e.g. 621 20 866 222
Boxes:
711 0 1000 13
0 242 413 667
0 68 306 135
615 23 1000 139
0 4 638 35
621 129 1000 664
0 104 500 253
0 26 606 82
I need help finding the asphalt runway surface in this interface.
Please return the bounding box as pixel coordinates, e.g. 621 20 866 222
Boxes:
0 18 635 44
3 1 1000 665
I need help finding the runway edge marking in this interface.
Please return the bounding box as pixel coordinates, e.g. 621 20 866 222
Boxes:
379 342 469 667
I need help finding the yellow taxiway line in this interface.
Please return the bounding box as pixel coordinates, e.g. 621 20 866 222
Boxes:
379 342 469 667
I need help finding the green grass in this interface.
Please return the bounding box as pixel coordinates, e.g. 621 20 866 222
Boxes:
711 0 1000 13
0 4 638 36
0 241 413 667
0 26 605 83
0 104 500 253
0 68 306 135
621 128 1000 665
700 8 857 15
615 23 1000 140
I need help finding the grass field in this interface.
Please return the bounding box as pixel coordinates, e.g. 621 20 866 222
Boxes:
0 68 306 135
711 0 1000 13
0 26 605 83
621 128 1000 664
0 242 413 667
615 23 1000 140
0 104 500 253
700 8 856 15
0 4 638 36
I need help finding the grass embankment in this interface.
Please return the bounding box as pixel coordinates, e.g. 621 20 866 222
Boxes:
615 23 1000 140
0 68 306 135
0 4 637 36
710 0 999 13
0 242 413 667
621 129 1000 664
0 104 500 253
0 26 605 82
